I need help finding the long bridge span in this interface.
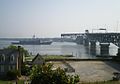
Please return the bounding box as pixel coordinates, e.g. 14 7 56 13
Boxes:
61 32 120 45
61 31 120 56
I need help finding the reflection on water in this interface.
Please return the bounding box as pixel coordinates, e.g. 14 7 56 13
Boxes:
0 40 118 58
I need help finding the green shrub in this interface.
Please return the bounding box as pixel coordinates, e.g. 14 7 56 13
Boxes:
6 70 20 80
30 63 80 84
21 63 31 76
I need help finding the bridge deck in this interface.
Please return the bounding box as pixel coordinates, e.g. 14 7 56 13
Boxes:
87 33 120 35
61 33 84 36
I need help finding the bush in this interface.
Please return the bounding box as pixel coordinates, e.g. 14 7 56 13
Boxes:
21 63 31 76
30 63 80 84
6 70 20 80
5 45 30 57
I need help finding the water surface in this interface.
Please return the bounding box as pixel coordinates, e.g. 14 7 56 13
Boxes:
0 40 118 58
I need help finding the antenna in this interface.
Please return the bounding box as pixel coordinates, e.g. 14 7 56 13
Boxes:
33 34 35 39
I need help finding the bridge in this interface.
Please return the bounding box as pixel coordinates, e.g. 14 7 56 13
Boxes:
61 33 84 39
61 30 120 56
61 32 120 45
86 33 120 44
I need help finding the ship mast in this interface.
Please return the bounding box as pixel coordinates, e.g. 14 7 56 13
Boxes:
33 35 35 39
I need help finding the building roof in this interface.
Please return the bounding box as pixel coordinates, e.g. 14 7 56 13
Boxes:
0 49 18 56
32 53 44 64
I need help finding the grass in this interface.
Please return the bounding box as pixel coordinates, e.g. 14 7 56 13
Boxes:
1 80 119 84
0 80 24 84
43 55 68 59
25 55 73 61
0 80 9 84
1 79 120 84
43 55 74 60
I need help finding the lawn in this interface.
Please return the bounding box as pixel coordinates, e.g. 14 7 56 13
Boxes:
43 55 74 60
0 80 9 84
0 80 24 84
1 80 119 84
25 55 73 61
43 55 68 59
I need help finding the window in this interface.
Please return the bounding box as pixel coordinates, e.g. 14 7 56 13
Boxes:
0 65 4 72
9 65 15 71
9 66 12 71
10 54 15 62
0 54 5 62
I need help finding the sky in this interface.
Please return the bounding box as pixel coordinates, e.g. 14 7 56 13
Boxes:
0 0 120 38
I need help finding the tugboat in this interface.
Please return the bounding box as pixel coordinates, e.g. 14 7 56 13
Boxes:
12 35 52 45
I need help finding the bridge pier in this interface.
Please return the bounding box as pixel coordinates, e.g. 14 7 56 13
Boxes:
116 48 120 57
117 43 120 48
90 40 96 55
113 48 120 60
100 43 110 56
75 36 84 44
84 38 89 46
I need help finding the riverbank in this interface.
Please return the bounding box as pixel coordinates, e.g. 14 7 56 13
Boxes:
2 56 120 83
47 61 120 82
25 55 115 61
25 55 73 61
25 55 120 82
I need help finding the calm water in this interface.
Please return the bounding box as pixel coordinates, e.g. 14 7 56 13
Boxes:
0 40 118 58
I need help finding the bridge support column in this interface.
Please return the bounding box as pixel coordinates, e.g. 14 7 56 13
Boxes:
84 39 89 46
117 48 120 57
117 43 120 48
75 36 84 44
90 40 96 55
100 43 110 56
114 48 120 60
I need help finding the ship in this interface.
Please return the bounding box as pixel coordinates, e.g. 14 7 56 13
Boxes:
12 35 52 45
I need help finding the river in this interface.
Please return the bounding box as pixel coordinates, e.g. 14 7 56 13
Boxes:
0 40 118 58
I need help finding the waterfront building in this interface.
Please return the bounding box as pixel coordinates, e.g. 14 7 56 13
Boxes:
0 46 23 77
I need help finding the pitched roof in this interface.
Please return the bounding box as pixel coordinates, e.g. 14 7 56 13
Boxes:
32 53 44 63
0 49 18 56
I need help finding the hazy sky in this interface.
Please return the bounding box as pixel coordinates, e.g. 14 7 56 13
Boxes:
0 0 120 38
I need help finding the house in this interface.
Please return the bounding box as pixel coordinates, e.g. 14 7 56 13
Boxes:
32 54 45 65
0 46 23 77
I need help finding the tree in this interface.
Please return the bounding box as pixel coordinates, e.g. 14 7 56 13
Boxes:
30 63 80 84
5 45 29 57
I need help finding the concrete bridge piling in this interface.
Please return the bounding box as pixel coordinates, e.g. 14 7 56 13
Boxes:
100 43 110 56
75 36 84 44
84 38 89 46
90 40 96 55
